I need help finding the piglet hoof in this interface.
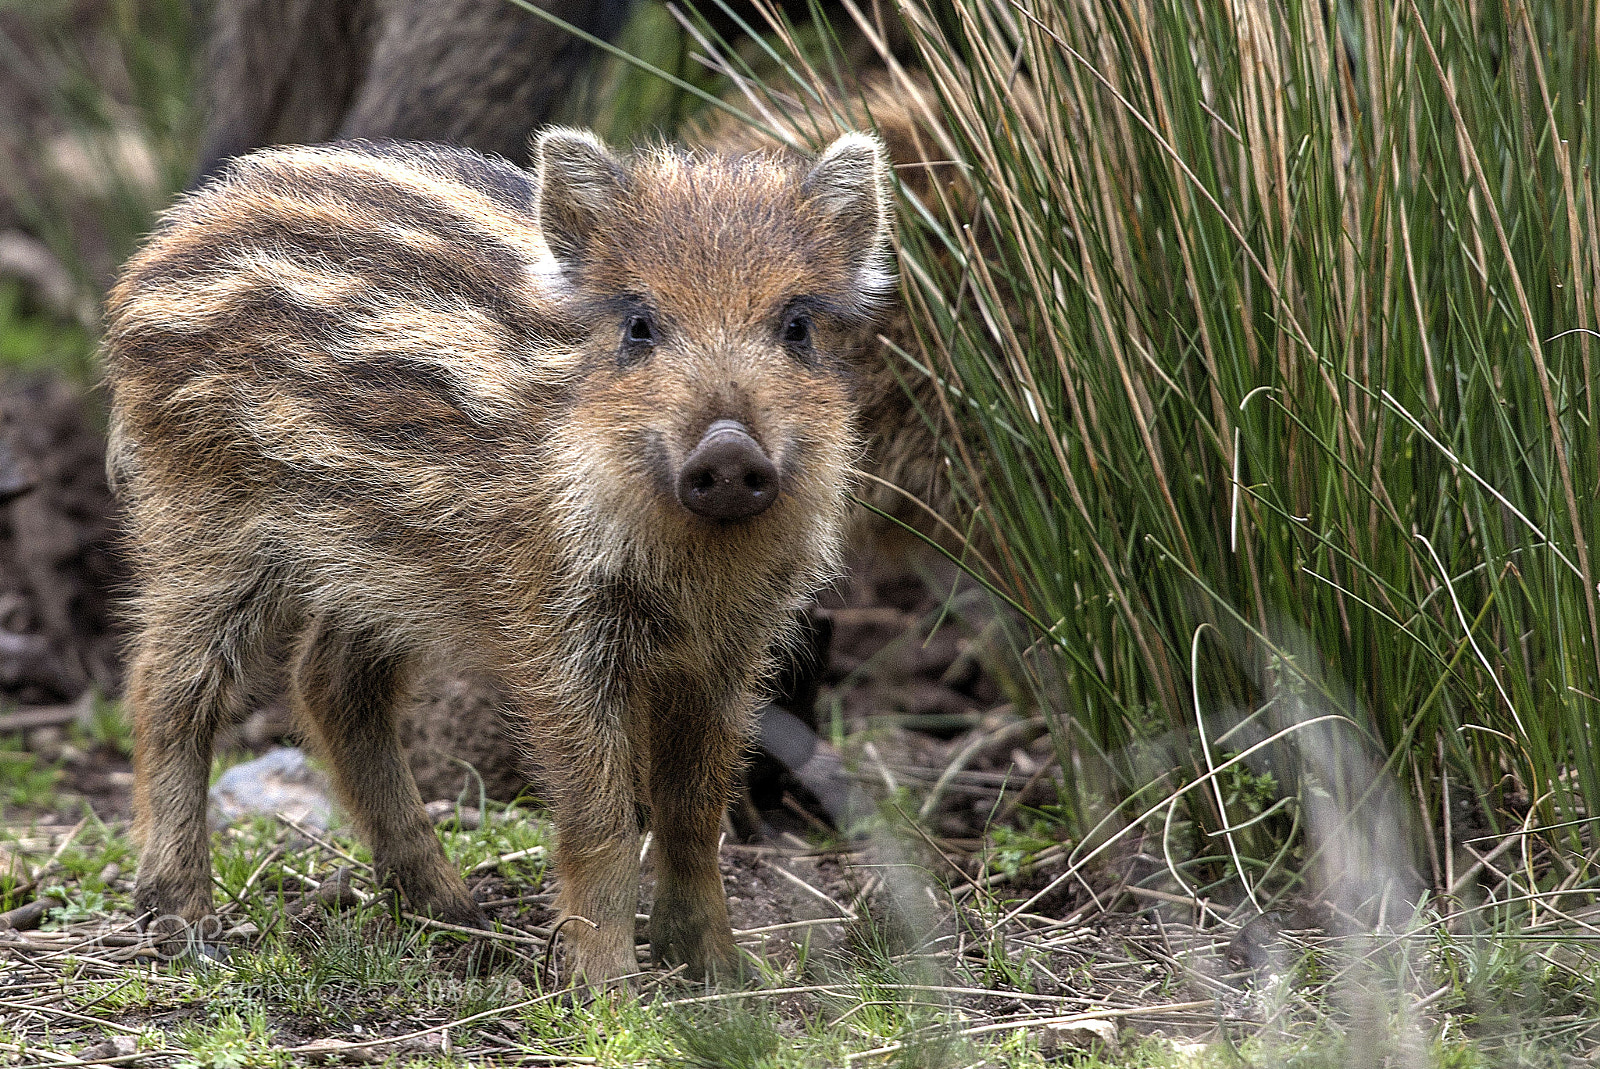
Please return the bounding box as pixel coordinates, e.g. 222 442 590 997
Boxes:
564 948 637 990
377 854 490 933
651 918 742 984
425 900 494 933
555 918 636 990
449 931 519 975
132 877 224 964
394 887 493 934
399 885 530 971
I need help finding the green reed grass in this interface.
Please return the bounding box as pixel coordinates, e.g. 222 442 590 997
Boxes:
693 0 1600 908
881 0 1600 904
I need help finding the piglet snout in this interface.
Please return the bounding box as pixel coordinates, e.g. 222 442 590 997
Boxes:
677 420 779 520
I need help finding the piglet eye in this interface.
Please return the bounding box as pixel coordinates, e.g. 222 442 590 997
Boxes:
783 314 812 347
619 312 657 367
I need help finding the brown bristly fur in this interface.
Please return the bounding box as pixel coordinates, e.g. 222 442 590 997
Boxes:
106 132 892 983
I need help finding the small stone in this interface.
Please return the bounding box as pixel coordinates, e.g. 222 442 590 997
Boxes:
288 867 362 916
80 1036 138 1060
208 746 334 831
25 726 63 761
300 1037 381 1065
1039 1019 1118 1058
303 1033 443 1064
392 1033 444 1055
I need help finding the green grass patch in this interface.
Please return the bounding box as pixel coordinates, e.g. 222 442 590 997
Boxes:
0 735 62 815
0 280 94 378
2 800 1600 1063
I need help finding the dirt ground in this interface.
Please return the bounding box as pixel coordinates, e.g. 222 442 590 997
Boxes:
0 805 1238 1063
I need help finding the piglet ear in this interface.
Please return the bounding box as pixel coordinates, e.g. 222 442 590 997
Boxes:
534 127 628 267
803 132 895 302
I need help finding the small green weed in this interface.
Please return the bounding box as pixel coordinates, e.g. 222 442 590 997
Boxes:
439 803 551 882
660 1004 786 1069
51 815 135 883
0 737 62 813
73 693 134 757
41 884 109 926
987 822 1058 882
171 1007 285 1069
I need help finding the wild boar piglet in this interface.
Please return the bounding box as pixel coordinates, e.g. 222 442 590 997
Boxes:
104 127 892 982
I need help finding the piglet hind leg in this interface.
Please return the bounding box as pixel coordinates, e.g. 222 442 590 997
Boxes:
131 585 287 955
130 654 219 941
647 688 746 981
289 617 487 929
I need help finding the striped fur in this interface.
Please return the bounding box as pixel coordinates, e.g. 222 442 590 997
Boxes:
107 132 890 983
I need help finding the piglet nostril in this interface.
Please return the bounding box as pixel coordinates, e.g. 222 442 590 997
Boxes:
677 419 780 521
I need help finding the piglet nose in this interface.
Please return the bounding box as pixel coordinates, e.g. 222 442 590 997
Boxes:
677 419 780 520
